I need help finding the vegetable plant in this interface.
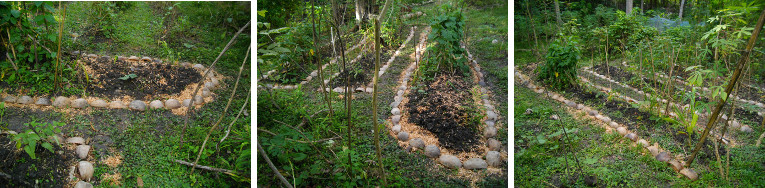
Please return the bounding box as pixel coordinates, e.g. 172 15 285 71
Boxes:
11 121 63 159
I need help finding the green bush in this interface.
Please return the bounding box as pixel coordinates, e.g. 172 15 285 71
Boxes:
418 4 468 81
608 11 657 51
537 36 580 90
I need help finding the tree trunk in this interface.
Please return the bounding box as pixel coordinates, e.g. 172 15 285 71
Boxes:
678 0 686 21
626 0 633 15
641 0 644 14
355 0 368 22
554 0 562 25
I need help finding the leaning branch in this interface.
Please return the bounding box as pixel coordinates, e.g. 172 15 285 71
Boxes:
257 141 294 188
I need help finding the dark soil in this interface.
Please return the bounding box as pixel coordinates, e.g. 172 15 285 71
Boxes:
592 64 636 83
593 64 761 122
737 85 765 104
259 61 316 85
563 86 658 132
83 58 202 100
329 53 391 89
0 136 77 187
406 74 480 152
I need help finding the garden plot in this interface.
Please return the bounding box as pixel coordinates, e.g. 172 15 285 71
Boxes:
584 64 763 130
260 35 369 89
1 54 223 116
576 65 757 146
515 69 702 180
617 62 765 109
326 26 416 93
385 26 505 175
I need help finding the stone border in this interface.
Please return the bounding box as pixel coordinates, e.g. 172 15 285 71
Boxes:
581 67 757 134
1 55 221 112
328 26 416 94
515 69 699 180
385 27 503 170
619 62 765 110
259 36 369 90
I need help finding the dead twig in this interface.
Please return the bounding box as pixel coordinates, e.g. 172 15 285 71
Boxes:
214 89 251 159
190 44 250 175
257 128 340 144
257 141 294 188
180 21 250 149
174 159 236 175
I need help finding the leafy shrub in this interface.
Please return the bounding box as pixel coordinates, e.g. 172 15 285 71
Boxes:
608 11 657 51
537 36 580 90
12 121 63 159
419 4 468 80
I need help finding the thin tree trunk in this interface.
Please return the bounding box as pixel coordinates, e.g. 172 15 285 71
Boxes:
554 0 562 25
525 0 540 61
626 0 633 15
687 8 765 166
372 17 387 187
313 0 334 118
678 0 686 21
664 49 678 116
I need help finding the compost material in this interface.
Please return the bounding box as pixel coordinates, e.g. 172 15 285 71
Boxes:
406 74 480 152
83 60 202 100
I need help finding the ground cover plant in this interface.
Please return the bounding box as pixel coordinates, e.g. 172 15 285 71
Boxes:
257 0 508 187
1 1 250 187
516 0 765 186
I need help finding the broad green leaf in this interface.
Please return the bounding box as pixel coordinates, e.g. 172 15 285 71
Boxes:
41 142 53 153
10 10 19 18
257 10 267 17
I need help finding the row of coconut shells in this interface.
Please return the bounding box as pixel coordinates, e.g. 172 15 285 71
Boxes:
259 37 369 89
515 69 699 180
2 60 221 111
618 62 765 110
582 68 756 133
388 28 502 170
464 43 500 139
61 136 96 188
2 80 219 112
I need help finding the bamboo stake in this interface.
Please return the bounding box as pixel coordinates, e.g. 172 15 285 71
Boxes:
372 17 387 186
55 2 65 91
687 8 765 166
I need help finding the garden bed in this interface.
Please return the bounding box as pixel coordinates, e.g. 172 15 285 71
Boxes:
406 74 481 152
83 58 202 100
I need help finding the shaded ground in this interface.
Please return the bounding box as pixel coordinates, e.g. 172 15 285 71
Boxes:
406 74 480 152
83 58 202 100
0 136 77 187
329 53 392 89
